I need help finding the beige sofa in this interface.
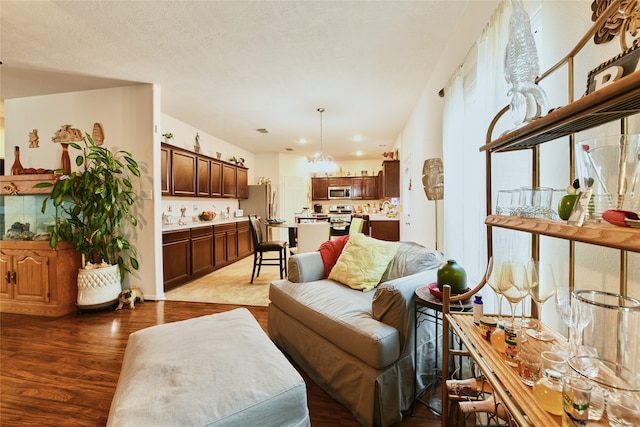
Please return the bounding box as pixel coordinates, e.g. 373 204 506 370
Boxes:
268 241 443 427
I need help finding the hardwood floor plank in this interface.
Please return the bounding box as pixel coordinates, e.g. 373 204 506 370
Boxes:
1 301 439 426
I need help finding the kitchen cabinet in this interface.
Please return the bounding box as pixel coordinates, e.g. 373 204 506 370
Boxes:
171 149 197 196
237 220 253 258
211 160 222 197
378 160 400 198
352 177 377 200
222 164 237 198
369 220 399 241
440 25 640 426
0 242 81 317
328 177 351 187
162 230 191 291
161 143 247 200
196 157 211 197
311 178 329 200
236 167 248 199
190 226 214 276
214 222 238 267
160 145 171 195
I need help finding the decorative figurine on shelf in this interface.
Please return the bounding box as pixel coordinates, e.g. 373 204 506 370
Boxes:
52 124 83 174
504 0 548 126
194 132 201 153
28 129 39 148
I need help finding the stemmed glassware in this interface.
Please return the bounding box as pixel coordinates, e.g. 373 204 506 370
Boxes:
526 261 557 341
499 260 529 325
554 285 591 351
485 257 506 321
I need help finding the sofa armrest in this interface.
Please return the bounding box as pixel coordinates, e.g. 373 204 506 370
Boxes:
371 268 438 351
287 252 325 283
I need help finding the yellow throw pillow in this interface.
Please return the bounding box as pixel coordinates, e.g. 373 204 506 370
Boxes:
328 234 400 292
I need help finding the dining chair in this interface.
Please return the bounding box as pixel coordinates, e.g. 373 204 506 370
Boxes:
248 215 288 283
348 217 365 235
291 222 331 255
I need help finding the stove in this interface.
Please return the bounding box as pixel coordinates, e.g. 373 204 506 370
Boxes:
329 205 352 222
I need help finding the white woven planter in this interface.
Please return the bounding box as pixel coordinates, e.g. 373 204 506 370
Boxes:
77 264 121 309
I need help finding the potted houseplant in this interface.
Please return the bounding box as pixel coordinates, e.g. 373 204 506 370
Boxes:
37 134 140 309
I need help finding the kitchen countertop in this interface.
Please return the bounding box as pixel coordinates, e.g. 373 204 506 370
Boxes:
162 216 248 232
367 214 400 221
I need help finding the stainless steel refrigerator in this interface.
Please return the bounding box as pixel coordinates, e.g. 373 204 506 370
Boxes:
239 184 273 236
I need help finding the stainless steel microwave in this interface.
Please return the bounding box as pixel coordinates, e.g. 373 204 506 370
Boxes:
328 186 351 199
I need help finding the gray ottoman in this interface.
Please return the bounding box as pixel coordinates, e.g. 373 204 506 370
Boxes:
107 308 310 427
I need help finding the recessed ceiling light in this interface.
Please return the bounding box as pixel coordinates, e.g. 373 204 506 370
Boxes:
299 138 307 144
256 128 269 134
356 150 363 156
353 135 363 142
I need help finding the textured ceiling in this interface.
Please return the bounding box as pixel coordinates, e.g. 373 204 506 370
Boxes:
1 1 496 160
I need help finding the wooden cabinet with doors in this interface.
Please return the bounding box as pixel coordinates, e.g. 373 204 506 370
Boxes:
160 145 171 195
378 160 400 198
214 222 238 267
0 242 81 317
237 220 253 258
196 157 211 197
312 178 329 200
222 164 237 198
352 177 378 200
162 230 191 291
211 160 222 197
440 12 640 426
236 166 248 199
190 226 214 276
172 149 197 196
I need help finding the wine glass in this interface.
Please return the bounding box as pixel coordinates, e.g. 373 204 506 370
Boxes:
554 285 591 351
526 261 557 341
485 257 506 321
499 260 529 325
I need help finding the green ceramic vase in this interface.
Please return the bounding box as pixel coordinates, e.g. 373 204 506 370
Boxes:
437 259 467 294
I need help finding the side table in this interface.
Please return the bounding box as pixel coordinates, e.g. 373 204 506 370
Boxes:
413 284 474 416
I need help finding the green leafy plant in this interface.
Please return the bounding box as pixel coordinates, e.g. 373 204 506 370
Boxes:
36 134 140 281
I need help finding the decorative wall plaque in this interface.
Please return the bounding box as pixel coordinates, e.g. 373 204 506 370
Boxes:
586 42 640 94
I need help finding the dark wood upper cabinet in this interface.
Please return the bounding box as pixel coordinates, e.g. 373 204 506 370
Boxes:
222 164 237 198
160 145 171 195
196 157 211 197
379 160 400 198
363 177 378 199
351 177 364 200
236 167 248 199
211 160 222 198
172 150 197 196
312 178 329 200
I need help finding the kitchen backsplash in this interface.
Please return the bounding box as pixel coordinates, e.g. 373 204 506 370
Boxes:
161 197 240 225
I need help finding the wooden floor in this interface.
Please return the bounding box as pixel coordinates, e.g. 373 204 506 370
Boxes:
1 300 440 426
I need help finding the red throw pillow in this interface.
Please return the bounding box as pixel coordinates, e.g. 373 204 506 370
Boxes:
318 235 351 278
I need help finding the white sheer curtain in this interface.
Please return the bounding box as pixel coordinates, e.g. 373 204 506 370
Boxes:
443 0 529 312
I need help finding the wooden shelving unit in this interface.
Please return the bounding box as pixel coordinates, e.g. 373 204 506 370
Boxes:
485 215 640 253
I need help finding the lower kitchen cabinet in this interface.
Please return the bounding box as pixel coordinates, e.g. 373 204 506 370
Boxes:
163 221 253 291
0 241 82 317
237 220 253 258
190 226 214 276
214 222 237 267
370 220 399 241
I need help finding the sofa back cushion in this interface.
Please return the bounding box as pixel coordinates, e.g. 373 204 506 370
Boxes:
380 242 444 283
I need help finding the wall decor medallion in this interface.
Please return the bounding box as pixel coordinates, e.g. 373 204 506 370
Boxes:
52 124 83 143
92 122 104 146
591 0 640 50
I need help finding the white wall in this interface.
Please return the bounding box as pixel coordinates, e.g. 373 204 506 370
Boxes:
5 85 160 298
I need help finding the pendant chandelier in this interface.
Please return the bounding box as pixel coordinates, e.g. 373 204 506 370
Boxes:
307 108 338 174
